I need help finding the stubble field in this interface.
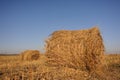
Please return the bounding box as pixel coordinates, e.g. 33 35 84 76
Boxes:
0 53 120 80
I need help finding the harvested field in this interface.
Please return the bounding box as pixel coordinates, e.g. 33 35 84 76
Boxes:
0 54 120 80
0 27 120 80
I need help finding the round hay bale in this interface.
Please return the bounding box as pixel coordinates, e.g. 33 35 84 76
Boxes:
45 27 105 72
21 50 40 61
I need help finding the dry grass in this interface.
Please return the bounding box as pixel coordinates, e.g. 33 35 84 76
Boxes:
0 54 88 80
45 27 105 74
105 54 120 80
105 54 120 65
0 54 120 80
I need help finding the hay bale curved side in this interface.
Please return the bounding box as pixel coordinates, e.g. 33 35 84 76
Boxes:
20 50 40 61
45 27 105 72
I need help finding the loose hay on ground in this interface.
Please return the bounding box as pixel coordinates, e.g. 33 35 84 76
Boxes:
45 27 105 73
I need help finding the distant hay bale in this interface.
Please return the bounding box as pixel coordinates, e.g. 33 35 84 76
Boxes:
45 27 105 72
21 50 40 61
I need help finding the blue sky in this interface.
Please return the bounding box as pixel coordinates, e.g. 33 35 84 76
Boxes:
0 0 120 53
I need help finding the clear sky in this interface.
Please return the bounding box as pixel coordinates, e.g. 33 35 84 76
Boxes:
0 0 120 53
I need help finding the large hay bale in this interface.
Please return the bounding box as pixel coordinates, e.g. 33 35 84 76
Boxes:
21 50 40 61
45 27 105 72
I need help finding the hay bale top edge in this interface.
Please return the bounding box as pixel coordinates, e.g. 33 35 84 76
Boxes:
50 27 100 36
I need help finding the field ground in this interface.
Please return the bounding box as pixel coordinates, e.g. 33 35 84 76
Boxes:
0 54 120 80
